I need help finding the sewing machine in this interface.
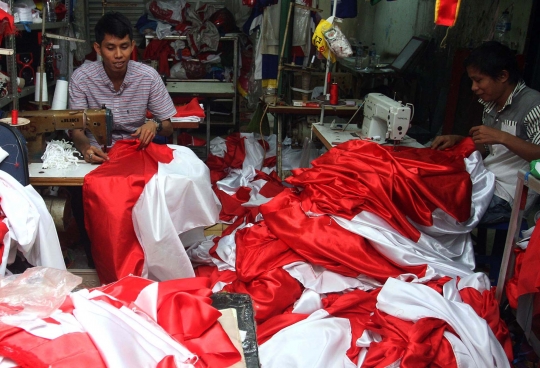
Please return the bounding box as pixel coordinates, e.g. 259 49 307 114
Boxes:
361 93 412 142
10 108 113 157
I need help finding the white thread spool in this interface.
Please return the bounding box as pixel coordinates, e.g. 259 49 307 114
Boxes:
34 68 48 102
51 78 68 110
13 6 32 23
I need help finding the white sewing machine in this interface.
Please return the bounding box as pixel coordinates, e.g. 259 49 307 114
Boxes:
361 93 412 142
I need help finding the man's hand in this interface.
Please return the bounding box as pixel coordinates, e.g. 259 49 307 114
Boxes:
131 120 158 150
469 125 507 145
84 146 109 164
431 135 464 150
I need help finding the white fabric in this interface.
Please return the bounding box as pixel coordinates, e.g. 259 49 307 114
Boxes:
210 136 227 158
259 309 357 368
283 262 381 293
133 145 219 281
0 171 65 274
377 278 510 368
71 293 197 368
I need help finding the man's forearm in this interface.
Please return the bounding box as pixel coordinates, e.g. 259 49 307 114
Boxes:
502 134 540 162
72 129 92 155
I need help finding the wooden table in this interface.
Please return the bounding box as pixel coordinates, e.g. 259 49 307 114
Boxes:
311 123 423 150
29 162 97 186
267 102 362 178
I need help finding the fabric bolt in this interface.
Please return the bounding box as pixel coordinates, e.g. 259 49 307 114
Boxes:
69 60 176 147
287 139 476 242
133 145 219 281
84 140 218 284
0 275 243 368
0 171 65 275
377 278 510 368
260 188 428 280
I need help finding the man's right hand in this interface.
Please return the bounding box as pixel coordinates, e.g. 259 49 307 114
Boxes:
84 146 109 164
431 135 464 150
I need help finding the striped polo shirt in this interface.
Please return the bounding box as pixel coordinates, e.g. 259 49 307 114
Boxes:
69 60 176 147
480 80 540 203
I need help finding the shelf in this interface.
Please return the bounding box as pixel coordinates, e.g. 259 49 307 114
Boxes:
166 81 235 98
0 80 57 109
15 22 67 31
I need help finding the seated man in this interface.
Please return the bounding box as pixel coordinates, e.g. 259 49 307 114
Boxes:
68 12 177 266
69 11 176 160
431 41 540 225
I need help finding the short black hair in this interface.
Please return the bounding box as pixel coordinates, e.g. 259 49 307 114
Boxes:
95 12 133 45
464 41 521 84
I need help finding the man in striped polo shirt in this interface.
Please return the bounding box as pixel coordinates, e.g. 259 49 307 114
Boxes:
69 12 177 164
67 12 178 267
431 41 540 225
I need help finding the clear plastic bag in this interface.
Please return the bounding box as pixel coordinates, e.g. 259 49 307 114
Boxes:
323 24 353 58
0 267 82 321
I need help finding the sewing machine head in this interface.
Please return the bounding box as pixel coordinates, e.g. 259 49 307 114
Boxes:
12 108 113 158
361 93 412 143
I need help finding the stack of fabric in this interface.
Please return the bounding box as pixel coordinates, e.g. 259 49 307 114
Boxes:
195 133 511 367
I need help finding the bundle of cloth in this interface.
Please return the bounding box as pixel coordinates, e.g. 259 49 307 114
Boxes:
0 170 65 276
0 267 243 367
192 133 512 367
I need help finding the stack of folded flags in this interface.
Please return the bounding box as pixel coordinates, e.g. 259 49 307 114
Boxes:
171 97 206 123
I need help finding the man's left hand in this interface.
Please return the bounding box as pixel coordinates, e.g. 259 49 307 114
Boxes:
131 120 158 149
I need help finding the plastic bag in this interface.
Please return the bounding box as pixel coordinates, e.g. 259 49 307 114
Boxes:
146 0 186 25
0 267 81 322
312 19 336 63
323 24 352 58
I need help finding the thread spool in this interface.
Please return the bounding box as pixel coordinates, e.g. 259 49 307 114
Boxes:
34 67 48 103
11 110 18 125
13 6 32 23
51 77 68 110
329 82 338 105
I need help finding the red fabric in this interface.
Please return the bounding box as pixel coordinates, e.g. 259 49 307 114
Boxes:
362 311 458 368
323 289 378 362
505 248 525 309
287 139 474 242
253 170 285 198
173 98 206 118
155 279 241 368
0 10 16 45
234 222 305 282
223 267 303 323
257 312 309 345
0 326 106 368
83 140 174 284
0 212 7 262
143 39 174 75
260 188 427 281
459 287 513 362
435 0 461 27
194 265 237 287
516 224 540 298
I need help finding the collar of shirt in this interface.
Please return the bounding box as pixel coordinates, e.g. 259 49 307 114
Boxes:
97 60 133 93
479 79 526 114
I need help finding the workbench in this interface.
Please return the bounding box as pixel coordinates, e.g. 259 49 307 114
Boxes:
267 102 362 178
311 123 423 150
29 161 96 186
